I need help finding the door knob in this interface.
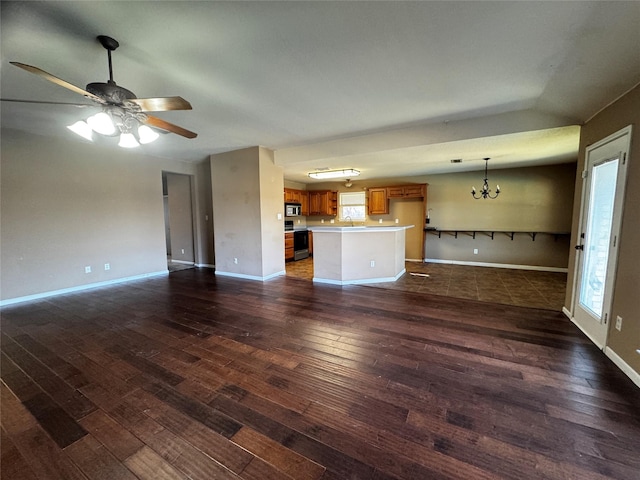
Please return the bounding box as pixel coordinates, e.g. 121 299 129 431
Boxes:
575 245 584 250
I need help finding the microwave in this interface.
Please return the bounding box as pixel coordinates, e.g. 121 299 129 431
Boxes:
285 203 302 217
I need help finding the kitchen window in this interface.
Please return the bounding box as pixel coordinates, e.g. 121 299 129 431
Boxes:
339 191 366 221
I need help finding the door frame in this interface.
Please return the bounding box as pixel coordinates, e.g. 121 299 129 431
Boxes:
569 125 632 349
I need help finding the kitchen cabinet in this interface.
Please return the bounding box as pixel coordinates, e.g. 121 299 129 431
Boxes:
308 190 337 216
308 231 313 255
284 188 302 203
368 187 389 215
285 188 310 215
285 232 294 260
387 184 425 198
300 191 309 216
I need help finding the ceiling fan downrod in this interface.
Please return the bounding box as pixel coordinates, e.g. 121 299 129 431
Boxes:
97 35 119 84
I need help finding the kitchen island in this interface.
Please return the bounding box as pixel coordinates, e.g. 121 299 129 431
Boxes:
308 225 414 285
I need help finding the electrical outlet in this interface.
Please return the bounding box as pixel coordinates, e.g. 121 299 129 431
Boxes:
321 219 325 224
181 249 185 254
395 218 399 224
615 316 622 331
277 213 282 220
84 266 91 274
378 218 383 224
234 257 238 264
104 263 110 271
330 219 335 224
370 260 375 267
473 249 478 255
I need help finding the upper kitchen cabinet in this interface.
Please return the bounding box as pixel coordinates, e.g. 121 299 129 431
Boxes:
367 187 389 215
387 184 426 198
300 191 309 216
284 188 302 203
308 190 337 216
284 188 309 215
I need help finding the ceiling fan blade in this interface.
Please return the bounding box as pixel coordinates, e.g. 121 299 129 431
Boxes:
144 115 197 139
1 98 94 107
129 96 192 112
10 62 105 104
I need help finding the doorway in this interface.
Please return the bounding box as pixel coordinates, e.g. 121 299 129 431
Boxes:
163 172 196 272
571 125 631 348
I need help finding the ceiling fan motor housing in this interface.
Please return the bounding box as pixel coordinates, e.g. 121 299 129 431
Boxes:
86 82 137 105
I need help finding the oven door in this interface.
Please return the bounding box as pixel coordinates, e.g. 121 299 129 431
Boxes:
293 230 309 260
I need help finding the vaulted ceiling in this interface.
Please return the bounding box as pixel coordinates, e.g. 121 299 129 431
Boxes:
2 1 639 183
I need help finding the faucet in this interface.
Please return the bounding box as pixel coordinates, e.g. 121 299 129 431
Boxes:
344 216 354 227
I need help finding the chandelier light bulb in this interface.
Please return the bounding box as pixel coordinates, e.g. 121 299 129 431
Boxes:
67 121 94 141
87 112 116 135
138 125 159 144
118 132 140 148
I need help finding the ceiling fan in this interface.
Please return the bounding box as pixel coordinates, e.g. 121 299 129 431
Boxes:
6 35 197 145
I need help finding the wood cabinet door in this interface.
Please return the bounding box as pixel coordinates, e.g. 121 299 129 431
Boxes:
308 231 313 254
368 188 388 214
387 186 405 198
318 191 330 215
300 192 309 216
308 192 321 215
403 185 425 198
285 232 294 260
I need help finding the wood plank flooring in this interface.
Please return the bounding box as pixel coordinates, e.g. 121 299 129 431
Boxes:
1 269 638 479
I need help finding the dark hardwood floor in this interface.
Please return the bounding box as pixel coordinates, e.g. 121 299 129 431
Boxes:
1 269 639 479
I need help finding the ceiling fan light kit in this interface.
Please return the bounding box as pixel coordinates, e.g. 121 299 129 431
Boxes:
10 35 197 149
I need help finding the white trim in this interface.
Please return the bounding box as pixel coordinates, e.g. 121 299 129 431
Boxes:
195 263 215 269
313 268 406 286
215 270 286 281
170 259 195 266
605 346 640 389
424 258 567 273
0 270 168 307
569 313 605 350
562 306 572 319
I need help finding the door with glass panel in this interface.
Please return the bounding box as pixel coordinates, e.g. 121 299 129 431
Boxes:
572 126 631 348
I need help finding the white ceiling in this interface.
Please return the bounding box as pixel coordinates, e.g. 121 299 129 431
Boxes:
1 1 639 183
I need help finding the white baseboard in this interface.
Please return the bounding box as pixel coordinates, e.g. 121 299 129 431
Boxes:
215 270 286 281
170 259 194 265
605 346 640 389
424 258 568 273
563 307 639 389
313 268 406 286
0 270 168 307
195 263 215 269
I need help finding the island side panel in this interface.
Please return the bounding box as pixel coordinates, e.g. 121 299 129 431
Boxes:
312 230 343 282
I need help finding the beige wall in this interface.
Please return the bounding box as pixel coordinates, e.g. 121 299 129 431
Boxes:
566 85 640 376
422 163 576 268
0 128 213 302
210 146 285 279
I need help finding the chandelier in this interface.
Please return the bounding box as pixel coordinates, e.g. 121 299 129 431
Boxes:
67 105 159 148
471 158 500 199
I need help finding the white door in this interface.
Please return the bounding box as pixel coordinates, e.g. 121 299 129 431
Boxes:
572 126 631 348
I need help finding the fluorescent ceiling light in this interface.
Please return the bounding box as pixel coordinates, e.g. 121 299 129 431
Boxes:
308 168 360 179
67 121 93 141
